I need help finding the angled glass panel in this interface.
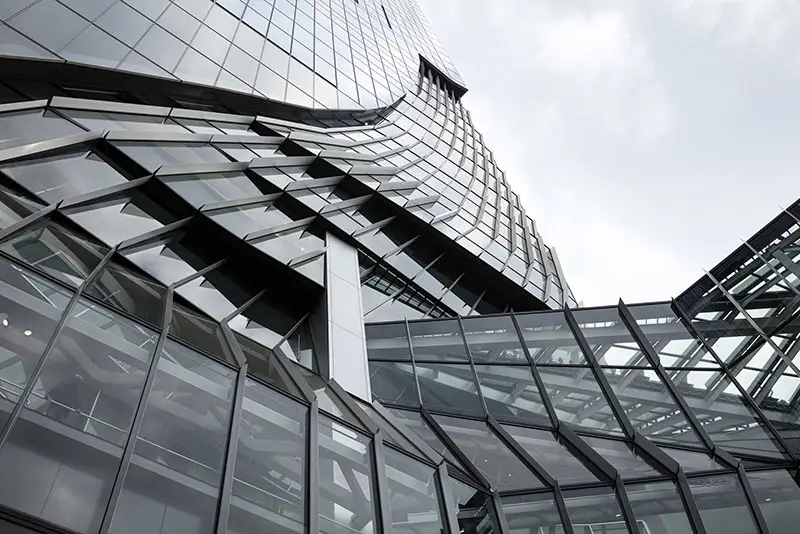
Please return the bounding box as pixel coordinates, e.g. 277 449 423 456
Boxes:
416 363 484 417
562 487 627 534
601 368 703 446
432 414 543 491
625 481 693 534
449 480 497 534
658 446 726 472
85 262 165 328
0 298 157 534
365 322 410 361
162 172 264 209
675 370 787 459
514 311 588 365
123 230 222 286
628 303 721 368
234 333 301 398
299 368 365 429
473 364 551 424
1 221 108 287
501 425 599 485
0 109 82 151
500 493 564 534
107 339 236 534
170 303 236 366
0 261 72 431
62 110 181 133
369 361 418 408
207 201 293 239
0 186 41 229
461 315 529 364
383 446 444 534
686 473 759 534
318 414 376 534
537 366 623 434
407 319 469 362
113 141 230 173
359 402 428 460
1 148 130 203
251 227 325 273
227 378 306 534
572 307 651 367
276 318 317 371
228 294 302 351
746 468 800 534
581 435 663 479
383 407 468 472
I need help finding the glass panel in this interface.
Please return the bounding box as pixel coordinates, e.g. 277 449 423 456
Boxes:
163 172 264 208
514 311 588 365
300 368 365 428
318 414 376 534
67 192 174 246
383 447 443 534
86 262 166 328
235 333 301 398
746 469 800 534
501 493 564 534
0 299 157 534
628 303 720 368
0 186 40 229
252 227 324 269
383 407 467 471
276 319 316 371
1 149 129 203
365 322 410 361
473 365 551 424
581 436 663 479
108 339 236 534
601 368 703 445
432 414 543 491
170 304 236 365
0 109 82 151
537 366 623 434
0 222 108 287
562 487 627 534
208 202 292 238
449 479 497 534
687 473 759 534
659 446 725 472
227 378 306 534
63 110 180 132
369 361 418 407
227 294 301 351
123 230 221 286
501 425 599 485
0 261 72 430
407 319 469 362
461 315 528 364
114 141 230 173
625 481 693 534
416 363 484 417
572 307 651 367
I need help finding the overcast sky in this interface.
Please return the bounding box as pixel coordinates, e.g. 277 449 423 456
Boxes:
420 0 800 306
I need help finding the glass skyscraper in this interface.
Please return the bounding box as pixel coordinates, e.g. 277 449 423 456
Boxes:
0 1 798 533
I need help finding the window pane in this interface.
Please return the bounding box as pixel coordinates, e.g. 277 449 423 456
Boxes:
227 379 306 534
0 261 72 430
318 414 376 534
163 172 264 208
625 481 693 534
0 109 82 151
687 474 759 534
461 315 528 364
571 307 652 367
416 363 484 417
383 407 467 472
746 469 800 534
501 493 564 534
235 333 302 398
408 319 469 362
659 446 725 472
537 366 623 434
383 447 443 534
114 141 229 173
515 311 588 365
365 322 410 361
86 263 166 328
562 487 627 533
474 364 550 424
582 436 663 479
369 361 418 407
449 479 497 534
108 340 236 534
501 425 598 485
0 299 157 534
67 193 173 246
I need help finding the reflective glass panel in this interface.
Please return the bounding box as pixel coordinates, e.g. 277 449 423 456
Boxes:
0 299 157 534
537 366 623 434
318 414 376 534
500 493 564 534
687 474 759 534
67 192 174 246
0 187 40 229
408 319 469 362
581 436 663 479
163 172 264 208
432 414 543 491
383 447 443 534
114 141 230 172
514 311 588 365
369 361 419 407
473 364 550 424
227 378 306 534
416 363 484 417
562 487 627 534
235 333 302 398
461 315 528 364
572 307 651 367
383 408 467 471
365 322 410 361
746 469 800 534
449 479 497 534
170 304 236 366
108 339 236 534
0 109 82 151
659 446 725 472
86 262 166 328
625 481 693 534
501 425 599 485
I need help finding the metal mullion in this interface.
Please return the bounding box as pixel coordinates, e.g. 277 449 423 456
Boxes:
676 470 708 534
328 378 380 434
455 315 491 418
116 217 193 252
214 362 247 534
737 463 770 533
671 299 799 463
404 318 424 406
553 482 576 534
221 287 268 323
557 424 617 482
420 406 491 489
436 462 459 534
0 244 116 446
616 301 717 451
488 417 555 487
563 307 636 438
170 257 227 288
614 477 639 534
270 344 317 404
372 431 393 534
0 201 59 244
58 176 152 210
632 432 680 475
305 401 319 534
509 311 560 426
99 287 174 533
490 491 510 534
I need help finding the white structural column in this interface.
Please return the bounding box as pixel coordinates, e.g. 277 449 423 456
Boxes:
324 233 371 400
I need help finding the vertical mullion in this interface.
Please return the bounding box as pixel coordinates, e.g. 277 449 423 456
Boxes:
490 491 509 534
436 462 459 534
676 470 708 534
509 311 560 426
455 315 490 418
0 244 116 446
98 286 173 533
372 431 393 534
214 363 247 534
553 482 575 534
404 318 424 406
737 463 770 534
305 401 319 534
614 477 639 534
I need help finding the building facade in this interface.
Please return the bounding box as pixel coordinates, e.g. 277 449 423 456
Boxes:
0 1 798 534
